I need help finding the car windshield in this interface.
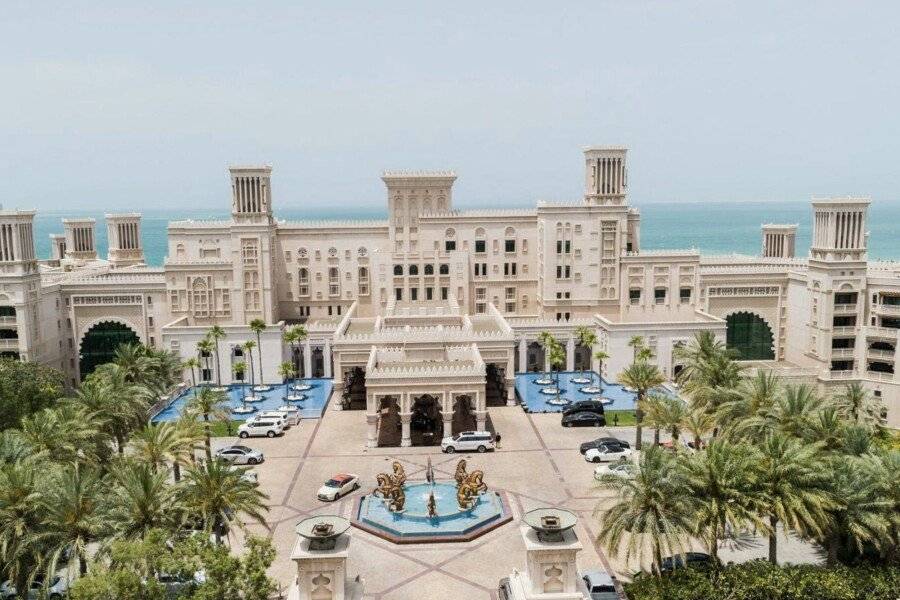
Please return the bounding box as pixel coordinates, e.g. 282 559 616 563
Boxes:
325 479 343 487
232 446 251 452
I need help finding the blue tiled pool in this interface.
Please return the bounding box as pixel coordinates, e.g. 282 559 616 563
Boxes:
151 379 333 423
515 371 640 413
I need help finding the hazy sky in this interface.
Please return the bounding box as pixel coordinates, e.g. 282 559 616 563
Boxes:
2 1 899 212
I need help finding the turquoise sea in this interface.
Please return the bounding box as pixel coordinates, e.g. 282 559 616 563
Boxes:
30 201 900 265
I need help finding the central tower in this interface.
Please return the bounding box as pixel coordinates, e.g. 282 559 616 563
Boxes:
584 146 627 206
383 171 456 253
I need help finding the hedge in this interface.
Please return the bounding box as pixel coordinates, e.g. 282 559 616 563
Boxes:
623 561 900 600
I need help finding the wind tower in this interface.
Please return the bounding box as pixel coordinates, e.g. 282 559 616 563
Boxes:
383 171 456 253
62 218 98 261
106 213 145 267
761 224 797 258
583 146 627 206
0 209 39 360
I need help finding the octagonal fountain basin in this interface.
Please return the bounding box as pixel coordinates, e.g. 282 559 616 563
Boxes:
352 482 511 544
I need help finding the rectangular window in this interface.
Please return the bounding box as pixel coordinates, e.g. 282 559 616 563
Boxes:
505 302 516 313
506 287 515 300
445 240 456 252
556 240 563 254
565 240 571 253
505 239 516 253
411 288 418 301
426 287 434 300
441 287 449 300
629 289 641 304
679 288 692 303
835 292 857 305
395 288 403 301
655 288 667 304
556 266 562 279
475 240 486 253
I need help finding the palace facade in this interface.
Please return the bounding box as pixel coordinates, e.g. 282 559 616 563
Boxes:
2 146 899 435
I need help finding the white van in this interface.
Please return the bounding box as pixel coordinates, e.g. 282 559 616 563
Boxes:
441 431 496 453
237 419 284 438
254 410 296 428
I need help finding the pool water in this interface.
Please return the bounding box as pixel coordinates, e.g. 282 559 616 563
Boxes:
150 379 334 423
515 371 639 413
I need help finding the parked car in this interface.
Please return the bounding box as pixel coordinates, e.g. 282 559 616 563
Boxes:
562 400 606 417
497 577 512 600
594 460 632 480
441 431 496 453
251 410 293 428
1 575 68 599
316 473 360 501
215 445 264 465
276 404 302 425
659 552 715 573
562 411 606 427
237 419 284 438
580 436 630 454
153 572 205 597
581 570 618 600
584 445 632 463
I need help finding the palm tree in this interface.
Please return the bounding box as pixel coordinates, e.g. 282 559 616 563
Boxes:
684 440 765 562
755 434 832 564
183 357 200 387
643 394 688 445
833 382 883 429
186 388 229 461
574 326 597 381
249 319 267 384
233 360 247 387
197 337 215 385
111 343 152 386
595 446 694 575
208 325 227 387
282 325 308 382
627 335 645 361
592 350 609 386
75 376 147 455
14 404 101 464
775 384 824 440
673 331 728 385
107 462 180 540
718 370 781 437
619 360 665 450
683 408 716 450
548 343 566 397
537 331 556 380
180 459 269 545
130 422 196 482
41 464 108 575
278 362 295 402
242 341 257 391
0 459 45 596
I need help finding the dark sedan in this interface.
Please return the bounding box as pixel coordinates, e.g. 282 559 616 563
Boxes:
579 436 630 454
562 411 606 427
562 400 606 417
660 552 716 573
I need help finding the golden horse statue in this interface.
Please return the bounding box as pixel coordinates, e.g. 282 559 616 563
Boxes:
391 461 407 487
454 459 468 486
374 471 406 512
455 465 488 510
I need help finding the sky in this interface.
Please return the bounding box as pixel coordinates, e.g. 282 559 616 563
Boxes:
1 1 899 212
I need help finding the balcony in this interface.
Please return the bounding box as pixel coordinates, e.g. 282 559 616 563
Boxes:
866 370 895 381
831 347 856 359
0 317 16 326
829 370 856 379
833 303 857 314
875 304 900 316
867 349 895 360
0 339 19 350
832 326 856 336
866 326 900 339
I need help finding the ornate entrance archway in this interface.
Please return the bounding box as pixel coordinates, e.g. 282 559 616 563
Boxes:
376 396 401 447
726 312 775 360
79 320 140 378
526 341 544 372
410 394 441 446
452 394 477 435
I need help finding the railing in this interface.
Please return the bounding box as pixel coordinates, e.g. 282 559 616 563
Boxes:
830 348 855 359
867 349 895 360
828 370 857 379
875 304 900 315
865 370 895 381
0 316 16 325
833 304 857 314
0 339 18 349
866 326 900 338
831 326 857 336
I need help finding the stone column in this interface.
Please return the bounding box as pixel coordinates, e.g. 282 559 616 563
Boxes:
506 351 517 406
323 338 332 378
366 412 378 448
303 339 312 379
518 338 527 373
566 337 575 372
399 411 412 447
441 410 453 439
543 350 551 373
289 530 364 600
504 522 586 600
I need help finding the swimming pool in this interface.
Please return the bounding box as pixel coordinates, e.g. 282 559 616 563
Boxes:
150 379 333 423
515 371 639 413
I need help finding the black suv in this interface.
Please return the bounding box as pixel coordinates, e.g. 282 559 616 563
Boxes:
562 400 606 417
579 436 630 454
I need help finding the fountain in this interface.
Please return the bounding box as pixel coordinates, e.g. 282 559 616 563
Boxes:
352 459 511 543
291 515 364 600
539 387 562 395
287 392 307 402
291 382 314 392
579 385 602 394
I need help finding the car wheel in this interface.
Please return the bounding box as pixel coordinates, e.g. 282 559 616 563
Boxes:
592 457 601 463
446 446 455 453
354 482 360 490
564 422 571 428
477 445 486 453
239 431 249 439
247 457 258 465
50 595 62 600
595 420 602 427
266 431 276 438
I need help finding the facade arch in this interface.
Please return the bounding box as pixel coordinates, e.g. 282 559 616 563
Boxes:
725 311 775 360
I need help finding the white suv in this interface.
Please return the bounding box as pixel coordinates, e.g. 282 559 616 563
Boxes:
441 431 495 453
237 419 284 438
253 411 292 428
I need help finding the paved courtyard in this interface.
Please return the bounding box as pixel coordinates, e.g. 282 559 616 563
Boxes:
217 405 820 599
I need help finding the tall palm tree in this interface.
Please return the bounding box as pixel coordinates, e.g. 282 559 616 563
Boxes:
537 331 556 380
242 341 257 391
14 404 100 464
673 331 728 385
574 326 597 381
833 382 883 429
683 408 716 450
755 434 832 564
0 459 45 596
41 464 108 575
619 360 665 450
627 335 645 361
130 422 196 482
775 384 824 440
180 459 269 545
278 362 295 402
197 337 215 384
643 394 688 444
592 350 609 386
718 370 781 437
183 357 200 387
111 343 152 386
595 446 694 575
548 343 566 396
106 462 180 540
76 376 146 455
233 361 247 387
282 325 308 381
684 440 765 562
208 325 227 387
186 388 229 461
249 319 267 384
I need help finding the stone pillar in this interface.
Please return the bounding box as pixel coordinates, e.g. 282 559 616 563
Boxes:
475 409 487 434
323 338 332 378
566 337 575 372
399 412 412 447
518 338 527 373
441 410 453 439
543 350 551 373
505 523 586 600
289 530 364 600
506 351 517 406
366 412 378 448
303 339 312 379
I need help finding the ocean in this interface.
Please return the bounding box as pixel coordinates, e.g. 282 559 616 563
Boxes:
30 201 900 266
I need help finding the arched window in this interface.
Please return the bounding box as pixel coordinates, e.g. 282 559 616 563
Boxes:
424 264 434 275
298 268 309 283
393 264 403 276
439 264 449 275
726 312 775 360
409 264 419 275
